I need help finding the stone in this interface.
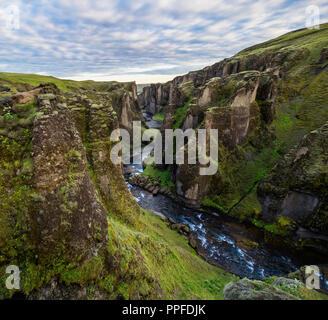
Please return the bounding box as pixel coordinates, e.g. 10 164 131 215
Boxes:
152 186 160 196
168 217 176 225
223 278 299 300
188 236 197 249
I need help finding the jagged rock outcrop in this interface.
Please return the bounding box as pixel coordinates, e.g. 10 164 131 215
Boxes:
138 36 299 114
258 122 328 234
109 82 144 131
139 24 328 231
139 83 170 115
31 93 108 263
0 82 142 299
172 70 275 207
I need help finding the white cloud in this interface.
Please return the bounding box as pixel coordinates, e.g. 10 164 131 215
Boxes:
64 72 181 84
0 0 327 83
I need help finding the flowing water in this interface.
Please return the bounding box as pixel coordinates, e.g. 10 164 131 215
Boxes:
124 112 328 289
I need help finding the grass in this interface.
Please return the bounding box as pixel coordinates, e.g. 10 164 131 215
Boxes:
201 197 228 214
237 23 328 57
173 100 191 129
104 210 237 299
0 72 132 93
143 164 175 189
153 113 164 121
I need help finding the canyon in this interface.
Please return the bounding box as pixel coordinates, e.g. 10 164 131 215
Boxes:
0 24 328 300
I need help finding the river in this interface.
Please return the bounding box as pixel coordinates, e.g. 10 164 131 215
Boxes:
124 112 328 290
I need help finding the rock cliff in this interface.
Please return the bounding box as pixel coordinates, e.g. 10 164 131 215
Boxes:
139 25 328 249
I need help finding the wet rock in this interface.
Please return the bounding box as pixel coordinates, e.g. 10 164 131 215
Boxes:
181 224 191 235
236 239 260 250
168 217 176 225
147 185 155 193
125 166 138 175
188 236 197 249
169 223 190 235
152 186 160 196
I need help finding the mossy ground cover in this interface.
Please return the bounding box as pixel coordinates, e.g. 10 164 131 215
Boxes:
1 207 236 299
103 210 236 299
142 164 175 189
153 113 164 121
264 276 328 300
0 100 38 299
173 100 191 129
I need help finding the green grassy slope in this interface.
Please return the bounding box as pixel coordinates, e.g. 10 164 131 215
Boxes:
0 72 133 93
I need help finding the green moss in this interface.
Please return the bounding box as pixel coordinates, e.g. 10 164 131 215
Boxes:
277 216 293 228
142 164 175 189
264 276 328 300
104 211 236 299
201 197 228 214
60 256 105 286
173 99 191 129
153 113 164 121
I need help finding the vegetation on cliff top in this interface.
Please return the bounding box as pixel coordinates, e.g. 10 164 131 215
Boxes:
0 72 134 93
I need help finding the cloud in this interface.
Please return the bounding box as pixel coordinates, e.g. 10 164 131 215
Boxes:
0 0 327 83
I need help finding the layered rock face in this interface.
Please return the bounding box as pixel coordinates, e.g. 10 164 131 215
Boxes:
146 67 280 208
258 122 328 234
0 82 143 299
139 25 328 247
31 92 109 263
138 40 287 115
138 83 170 115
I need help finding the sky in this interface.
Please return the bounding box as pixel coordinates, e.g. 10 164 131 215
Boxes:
0 0 327 84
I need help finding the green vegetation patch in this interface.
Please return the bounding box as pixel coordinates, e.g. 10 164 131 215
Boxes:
153 113 164 121
143 164 175 189
173 100 191 129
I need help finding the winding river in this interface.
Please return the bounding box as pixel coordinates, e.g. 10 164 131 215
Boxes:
124 112 328 290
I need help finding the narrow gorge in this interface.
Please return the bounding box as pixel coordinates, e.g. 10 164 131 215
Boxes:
1 24 328 300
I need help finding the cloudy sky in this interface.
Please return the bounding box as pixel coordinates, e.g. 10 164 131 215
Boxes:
0 0 327 83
